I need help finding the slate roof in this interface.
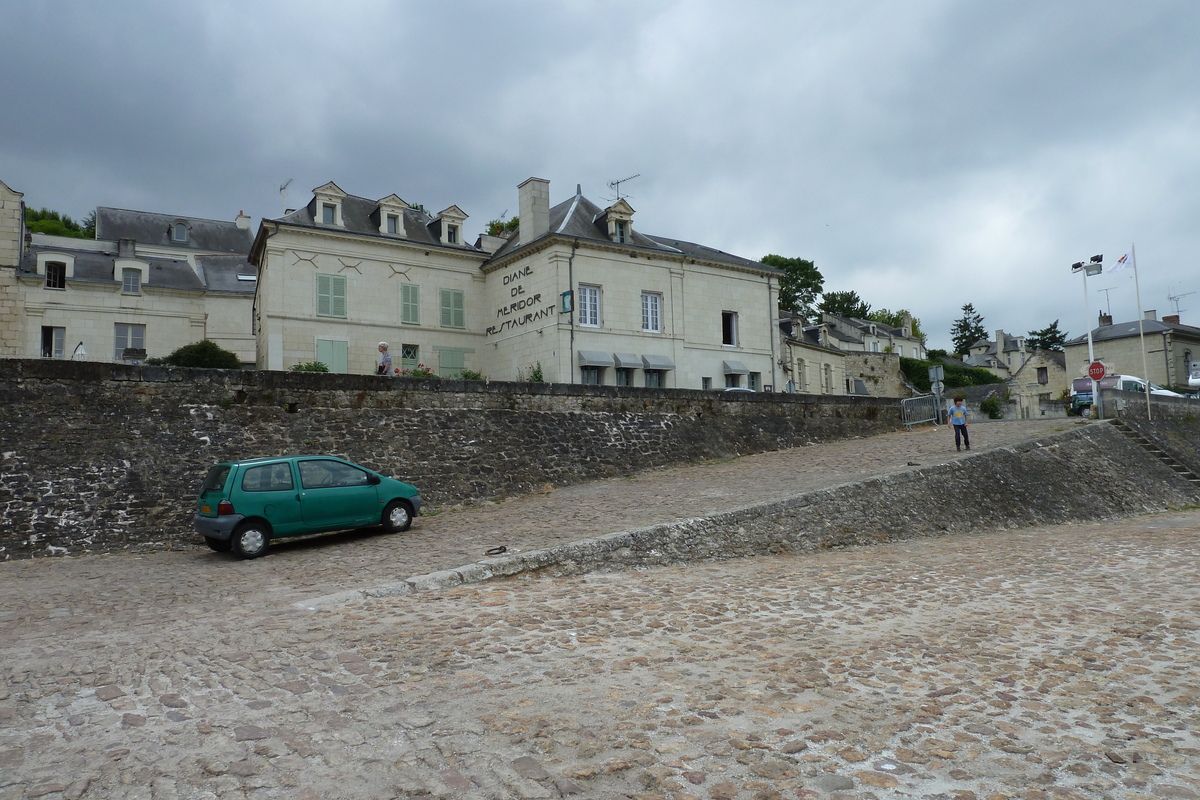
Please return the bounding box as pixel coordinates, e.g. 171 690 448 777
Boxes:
969 331 1023 355
486 190 779 275
95 207 253 254
1064 319 1200 345
273 194 484 254
19 243 255 295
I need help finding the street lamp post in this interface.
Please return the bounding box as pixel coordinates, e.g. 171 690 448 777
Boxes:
1072 255 1104 418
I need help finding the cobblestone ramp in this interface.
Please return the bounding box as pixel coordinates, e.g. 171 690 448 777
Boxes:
302 421 1200 607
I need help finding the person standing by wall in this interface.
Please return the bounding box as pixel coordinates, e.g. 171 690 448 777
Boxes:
377 342 393 375
947 395 970 451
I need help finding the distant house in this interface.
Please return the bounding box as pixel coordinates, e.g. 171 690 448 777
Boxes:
1063 312 1200 389
778 315 847 394
807 312 927 360
964 329 1029 379
0 179 257 363
1006 348 1068 418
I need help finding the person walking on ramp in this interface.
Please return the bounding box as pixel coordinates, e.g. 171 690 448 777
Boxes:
948 396 970 451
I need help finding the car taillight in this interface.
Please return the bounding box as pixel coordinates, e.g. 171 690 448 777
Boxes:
217 500 235 515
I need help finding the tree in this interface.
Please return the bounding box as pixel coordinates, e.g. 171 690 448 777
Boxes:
485 218 519 236
154 340 242 369
1026 319 1067 352
760 254 824 319
817 290 871 319
25 207 93 239
950 303 987 355
867 308 927 344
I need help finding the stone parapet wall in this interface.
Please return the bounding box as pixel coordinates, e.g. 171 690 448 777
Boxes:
0 359 901 560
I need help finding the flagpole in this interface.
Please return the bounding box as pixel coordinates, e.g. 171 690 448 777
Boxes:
1132 243 1151 421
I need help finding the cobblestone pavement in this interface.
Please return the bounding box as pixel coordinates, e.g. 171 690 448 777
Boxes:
6 419 1200 799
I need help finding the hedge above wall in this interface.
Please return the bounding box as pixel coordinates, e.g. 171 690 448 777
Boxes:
0 359 902 560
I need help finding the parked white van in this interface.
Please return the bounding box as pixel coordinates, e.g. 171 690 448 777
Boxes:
1070 374 1184 411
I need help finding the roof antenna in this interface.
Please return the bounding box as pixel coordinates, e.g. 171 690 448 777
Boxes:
279 178 293 215
1167 287 1195 315
606 173 640 202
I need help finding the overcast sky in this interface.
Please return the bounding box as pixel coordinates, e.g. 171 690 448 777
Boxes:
3 0 1198 353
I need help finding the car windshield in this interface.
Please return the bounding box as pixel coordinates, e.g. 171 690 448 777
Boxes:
200 465 231 494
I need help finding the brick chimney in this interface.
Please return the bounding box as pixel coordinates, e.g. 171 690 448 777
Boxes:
518 177 550 245
1163 314 1180 324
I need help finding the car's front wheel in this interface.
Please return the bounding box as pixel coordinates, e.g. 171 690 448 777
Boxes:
381 499 414 533
231 522 271 559
204 536 232 552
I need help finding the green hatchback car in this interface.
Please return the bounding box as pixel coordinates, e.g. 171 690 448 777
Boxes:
194 455 422 559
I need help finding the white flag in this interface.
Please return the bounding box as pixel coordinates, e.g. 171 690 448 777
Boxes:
1110 252 1132 273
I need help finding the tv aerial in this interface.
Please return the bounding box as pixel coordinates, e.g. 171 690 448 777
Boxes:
279 178 293 214
607 173 640 201
1167 287 1195 315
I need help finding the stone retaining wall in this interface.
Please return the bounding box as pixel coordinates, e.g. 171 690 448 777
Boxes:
0 359 901 560
361 423 1200 597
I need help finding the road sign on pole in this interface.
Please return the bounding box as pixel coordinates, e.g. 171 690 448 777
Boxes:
1088 361 1107 381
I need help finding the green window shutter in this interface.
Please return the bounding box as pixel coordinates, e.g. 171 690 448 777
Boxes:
315 339 348 373
401 284 420 324
440 289 464 328
438 348 466 377
317 275 347 318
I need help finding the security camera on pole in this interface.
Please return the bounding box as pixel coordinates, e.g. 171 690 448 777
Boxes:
1071 255 1104 418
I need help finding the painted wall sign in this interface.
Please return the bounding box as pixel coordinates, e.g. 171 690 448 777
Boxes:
487 265 554 336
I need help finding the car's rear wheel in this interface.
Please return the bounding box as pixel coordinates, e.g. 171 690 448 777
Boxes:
231 522 271 559
204 536 232 552
381 499 413 533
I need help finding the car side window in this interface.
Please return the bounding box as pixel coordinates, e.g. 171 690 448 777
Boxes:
242 463 294 492
299 460 368 489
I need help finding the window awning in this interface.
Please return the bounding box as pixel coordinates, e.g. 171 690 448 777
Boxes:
613 352 642 369
641 354 676 370
723 359 749 374
578 350 615 367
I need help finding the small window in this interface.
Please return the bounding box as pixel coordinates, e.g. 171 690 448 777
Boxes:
386 214 400 234
122 268 141 294
724 373 741 388
722 311 738 346
401 284 420 324
615 368 633 387
447 224 459 244
642 292 661 333
644 369 664 389
702 377 713 390
615 220 628 243
439 288 465 329
401 344 419 371
578 285 600 327
748 372 761 391
580 366 603 385
171 223 188 243
41 326 65 358
322 203 336 225
114 323 146 361
241 463 294 492
1037 367 1049 385
317 274 347 318
45 262 66 289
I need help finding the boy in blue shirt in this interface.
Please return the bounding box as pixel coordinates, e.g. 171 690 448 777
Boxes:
947 397 970 451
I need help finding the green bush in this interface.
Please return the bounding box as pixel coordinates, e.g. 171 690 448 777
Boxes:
157 339 242 369
290 361 329 372
459 369 486 381
900 356 998 392
980 395 1004 419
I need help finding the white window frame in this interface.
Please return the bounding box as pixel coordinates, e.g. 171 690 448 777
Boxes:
45 261 66 290
578 285 600 328
401 344 419 371
171 222 189 243
114 323 146 361
316 274 347 318
641 292 661 333
722 311 738 347
122 268 141 294
386 213 400 234
42 326 65 358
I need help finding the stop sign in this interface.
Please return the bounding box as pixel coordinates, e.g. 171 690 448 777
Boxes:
1088 361 1107 381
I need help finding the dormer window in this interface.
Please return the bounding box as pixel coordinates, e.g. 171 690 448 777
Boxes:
447 224 458 244
171 222 189 243
312 182 347 228
386 214 400 234
434 204 469 246
45 261 66 289
602 199 635 243
321 203 337 225
122 268 141 294
615 221 628 243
